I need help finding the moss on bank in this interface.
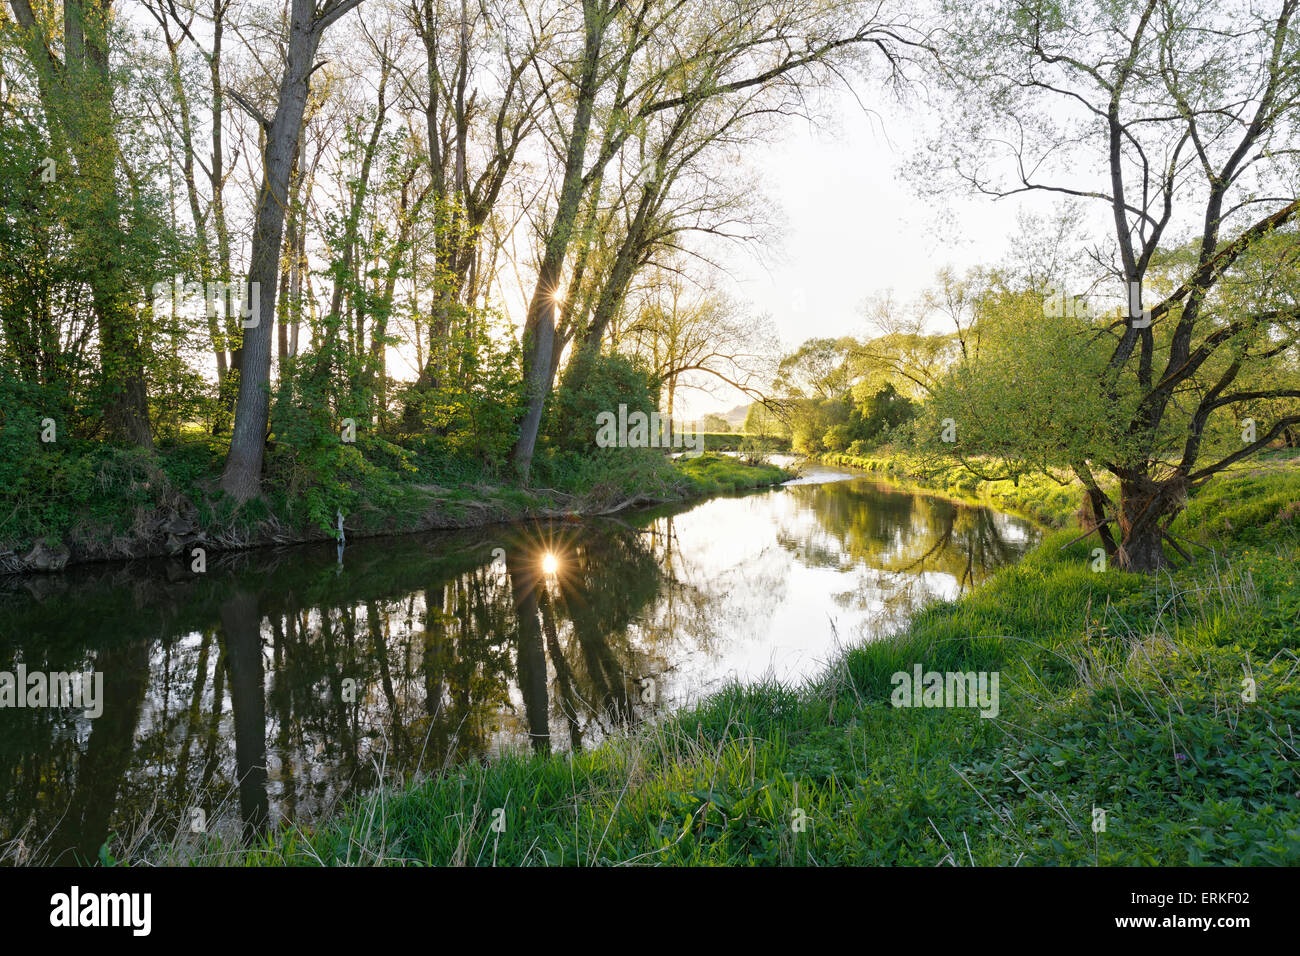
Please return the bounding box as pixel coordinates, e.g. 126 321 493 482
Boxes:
186 463 1300 866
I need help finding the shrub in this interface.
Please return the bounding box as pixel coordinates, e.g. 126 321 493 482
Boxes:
543 350 660 457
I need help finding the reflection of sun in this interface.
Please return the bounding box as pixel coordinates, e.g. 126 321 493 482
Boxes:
542 552 559 575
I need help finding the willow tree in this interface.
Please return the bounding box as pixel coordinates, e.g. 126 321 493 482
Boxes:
925 0 1300 571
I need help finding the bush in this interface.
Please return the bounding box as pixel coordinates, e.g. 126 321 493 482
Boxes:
393 312 523 471
266 355 417 534
543 350 660 456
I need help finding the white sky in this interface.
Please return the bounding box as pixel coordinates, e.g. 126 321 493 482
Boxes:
678 86 1028 418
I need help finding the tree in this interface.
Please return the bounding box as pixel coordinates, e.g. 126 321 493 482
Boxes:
509 0 928 480
7 0 157 447
220 0 364 501
402 0 545 417
622 266 777 416
925 0 1300 570
144 0 240 426
774 336 858 400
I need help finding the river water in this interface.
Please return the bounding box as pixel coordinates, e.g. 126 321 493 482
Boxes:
0 462 1039 862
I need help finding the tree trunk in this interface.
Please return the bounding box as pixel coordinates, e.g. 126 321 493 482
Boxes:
1114 471 1185 572
220 1 329 501
95 288 155 448
509 0 606 481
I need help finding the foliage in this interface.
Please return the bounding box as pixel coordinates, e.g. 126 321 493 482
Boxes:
742 401 791 438
396 311 525 471
542 349 660 457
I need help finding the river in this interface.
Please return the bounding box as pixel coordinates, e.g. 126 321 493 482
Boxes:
0 462 1039 863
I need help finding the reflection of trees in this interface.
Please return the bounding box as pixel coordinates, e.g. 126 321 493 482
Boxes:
0 520 668 858
0 480 1037 860
780 479 1037 591
539 589 583 752
500 523 666 749
639 509 789 678
47 640 150 864
414 571 513 769
506 552 550 755
220 591 268 841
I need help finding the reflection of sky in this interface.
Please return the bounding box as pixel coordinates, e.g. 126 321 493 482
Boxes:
0 466 1043 852
624 469 1038 715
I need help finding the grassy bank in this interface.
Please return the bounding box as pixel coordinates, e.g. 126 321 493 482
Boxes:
821 446 1300 531
673 451 791 493
0 445 792 573
185 464 1300 866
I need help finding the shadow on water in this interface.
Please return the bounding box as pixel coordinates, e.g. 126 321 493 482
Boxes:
0 471 1039 862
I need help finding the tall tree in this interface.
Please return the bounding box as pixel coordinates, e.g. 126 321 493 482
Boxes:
7 0 155 446
510 0 925 480
146 0 240 426
220 0 364 501
403 0 543 417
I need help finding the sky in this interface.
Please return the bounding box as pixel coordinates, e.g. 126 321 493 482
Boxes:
678 86 1028 419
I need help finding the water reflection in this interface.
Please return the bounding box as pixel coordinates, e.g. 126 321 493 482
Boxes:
0 470 1038 862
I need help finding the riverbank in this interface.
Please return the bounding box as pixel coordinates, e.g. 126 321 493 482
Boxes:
819 446 1300 531
819 449 1090 528
0 450 793 574
169 461 1300 866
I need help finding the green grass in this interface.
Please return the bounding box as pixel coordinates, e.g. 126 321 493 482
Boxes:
673 451 793 493
186 463 1300 866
